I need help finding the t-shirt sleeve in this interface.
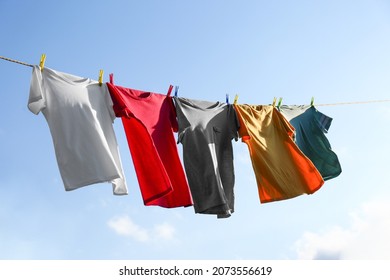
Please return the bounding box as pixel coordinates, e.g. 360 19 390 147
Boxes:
174 97 191 144
229 104 240 141
28 65 46 115
233 104 250 140
106 83 129 118
313 107 332 133
168 96 179 132
102 84 116 123
275 108 295 139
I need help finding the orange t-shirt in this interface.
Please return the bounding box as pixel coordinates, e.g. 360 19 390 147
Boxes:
234 104 324 203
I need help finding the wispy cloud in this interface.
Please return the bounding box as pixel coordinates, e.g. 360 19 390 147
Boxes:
107 215 149 242
293 197 390 259
107 215 177 243
154 223 176 240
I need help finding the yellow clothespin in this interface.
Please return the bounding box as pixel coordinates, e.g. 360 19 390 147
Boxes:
233 94 239 105
39 54 46 72
98 69 104 86
272 97 277 107
310 96 315 106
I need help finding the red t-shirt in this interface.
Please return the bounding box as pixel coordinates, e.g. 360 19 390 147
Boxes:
107 81 193 208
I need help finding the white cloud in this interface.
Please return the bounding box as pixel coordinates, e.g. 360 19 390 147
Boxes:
154 223 176 240
107 215 177 243
107 215 149 242
293 198 390 259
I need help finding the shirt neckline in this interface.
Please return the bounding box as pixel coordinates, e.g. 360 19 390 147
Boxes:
178 97 224 111
42 66 92 86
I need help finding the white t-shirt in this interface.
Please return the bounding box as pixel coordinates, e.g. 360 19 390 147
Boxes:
28 66 128 195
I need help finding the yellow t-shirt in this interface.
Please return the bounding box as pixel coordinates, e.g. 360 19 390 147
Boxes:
234 104 324 203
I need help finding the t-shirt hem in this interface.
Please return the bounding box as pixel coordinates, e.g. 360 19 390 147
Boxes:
143 187 173 206
259 180 324 203
195 202 232 216
63 174 127 194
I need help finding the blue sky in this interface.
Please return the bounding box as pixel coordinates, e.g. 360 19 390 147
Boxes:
1 0 390 260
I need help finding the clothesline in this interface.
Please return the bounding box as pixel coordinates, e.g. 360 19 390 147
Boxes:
0 55 33 68
1 54 389 107
315 99 390 106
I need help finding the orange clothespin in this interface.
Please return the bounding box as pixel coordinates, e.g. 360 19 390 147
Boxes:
233 94 239 105
39 54 46 72
98 69 104 86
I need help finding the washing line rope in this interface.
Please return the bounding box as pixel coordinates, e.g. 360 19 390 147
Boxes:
315 99 390 106
1 54 389 107
0 55 33 68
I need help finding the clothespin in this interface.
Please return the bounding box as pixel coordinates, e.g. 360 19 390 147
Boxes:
272 97 277 107
167 85 174 96
39 54 46 72
98 69 104 86
277 97 283 108
174 86 179 97
226 94 230 104
310 96 315 106
233 94 239 105
109 73 114 84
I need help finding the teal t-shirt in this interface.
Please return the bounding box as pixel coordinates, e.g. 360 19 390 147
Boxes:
279 105 342 181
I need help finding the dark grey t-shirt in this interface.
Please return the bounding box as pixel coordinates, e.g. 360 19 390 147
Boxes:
174 97 239 218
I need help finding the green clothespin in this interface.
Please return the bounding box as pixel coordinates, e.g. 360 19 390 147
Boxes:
310 97 315 106
277 97 283 108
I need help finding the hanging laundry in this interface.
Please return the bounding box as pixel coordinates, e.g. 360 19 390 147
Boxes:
279 105 342 181
28 66 128 194
233 104 324 203
174 97 240 218
106 82 193 208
